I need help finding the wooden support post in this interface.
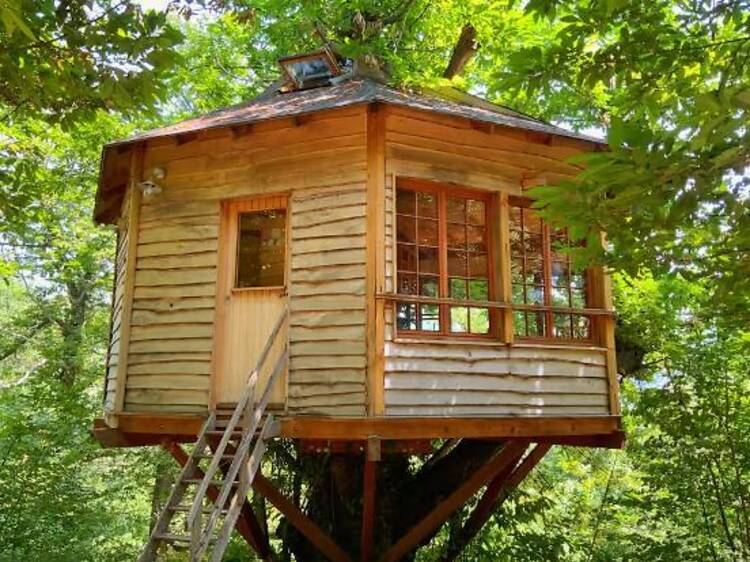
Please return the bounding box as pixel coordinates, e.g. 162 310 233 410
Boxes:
252 473 353 562
442 443 552 562
162 442 269 559
496 192 513 343
366 102 386 416
380 440 529 562
361 436 380 562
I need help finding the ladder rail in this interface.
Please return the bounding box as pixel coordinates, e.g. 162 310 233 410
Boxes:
137 411 217 562
210 414 276 562
194 347 288 558
186 304 288 536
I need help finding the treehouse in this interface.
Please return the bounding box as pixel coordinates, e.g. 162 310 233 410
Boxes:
92 49 622 562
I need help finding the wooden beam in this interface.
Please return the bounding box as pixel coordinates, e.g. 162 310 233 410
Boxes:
111 144 145 425
360 459 378 562
163 442 267 558
380 440 529 562
366 102 387 416
280 416 621 441
252 473 352 562
442 443 551 562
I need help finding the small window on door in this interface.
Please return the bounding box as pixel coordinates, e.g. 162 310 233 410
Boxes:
236 209 286 288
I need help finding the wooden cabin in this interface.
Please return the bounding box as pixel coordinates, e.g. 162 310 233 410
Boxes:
92 51 622 562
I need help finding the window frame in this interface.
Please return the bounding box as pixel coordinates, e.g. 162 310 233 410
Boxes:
508 195 595 344
394 178 497 339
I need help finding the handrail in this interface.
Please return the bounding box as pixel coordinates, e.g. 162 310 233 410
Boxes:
186 303 289 544
376 292 613 317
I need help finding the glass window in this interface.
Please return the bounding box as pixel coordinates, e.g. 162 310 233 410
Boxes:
510 204 590 340
396 183 492 336
236 209 286 288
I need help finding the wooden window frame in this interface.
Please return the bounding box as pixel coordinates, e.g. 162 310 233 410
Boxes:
395 178 497 339
508 195 595 344
225 196 289 294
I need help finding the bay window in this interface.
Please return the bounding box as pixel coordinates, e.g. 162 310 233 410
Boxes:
395 181 493 336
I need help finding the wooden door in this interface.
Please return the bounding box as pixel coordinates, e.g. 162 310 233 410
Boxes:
213 195 288 408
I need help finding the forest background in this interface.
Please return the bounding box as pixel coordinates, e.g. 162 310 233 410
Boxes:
0 1 748 560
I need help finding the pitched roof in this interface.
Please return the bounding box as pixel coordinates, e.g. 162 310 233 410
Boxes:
106 77 603 148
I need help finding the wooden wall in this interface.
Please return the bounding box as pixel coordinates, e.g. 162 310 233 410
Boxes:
381 105 611 417
103 192 130 411
110 106 368 414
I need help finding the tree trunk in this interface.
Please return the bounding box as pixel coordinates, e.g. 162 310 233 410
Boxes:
275 439 501 561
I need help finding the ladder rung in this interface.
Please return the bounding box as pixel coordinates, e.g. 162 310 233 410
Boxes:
205 430 244 437
155 533 216 544
183 478 240 486
195 454 235 460
169 505 229 514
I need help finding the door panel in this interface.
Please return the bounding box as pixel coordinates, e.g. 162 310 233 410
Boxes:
213 195 288 407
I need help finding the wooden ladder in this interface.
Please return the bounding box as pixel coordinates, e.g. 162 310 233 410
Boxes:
138 306 288 562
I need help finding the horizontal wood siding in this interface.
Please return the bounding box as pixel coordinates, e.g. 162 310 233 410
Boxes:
103 194 130 411
382 106 611 417
384 342 609 416
121 106 368 414
288 181 368 417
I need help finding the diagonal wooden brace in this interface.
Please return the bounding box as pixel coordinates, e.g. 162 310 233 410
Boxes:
380 440 530 562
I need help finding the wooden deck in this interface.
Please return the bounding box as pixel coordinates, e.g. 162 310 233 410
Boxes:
93 412 624 449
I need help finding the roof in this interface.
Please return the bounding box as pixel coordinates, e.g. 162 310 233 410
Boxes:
106 78 603 148
95 77 604 224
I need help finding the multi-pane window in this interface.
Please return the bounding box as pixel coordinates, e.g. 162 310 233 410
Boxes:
395 183 492 336
236 209 286 288
509 202 590 340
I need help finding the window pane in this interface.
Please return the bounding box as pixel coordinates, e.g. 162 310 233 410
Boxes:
420 304 440 331
524 211 542 234
509 228 523 255
397 244 416 272
572 289 586 308
466 226 486 252
511 259 524 284
450 306 469 333
417 192 438 218
468 279 489 301
447 197 466 223
450 277 467 299
552 287 570 307
468 253 488 277
526 285 544 305
418 247 439 274
469 308 490 334
396 303 417 330
418 218 439 246
553 314 573 339
236 209 286 288
551 260 570 286
467 199 486 225
527 312 545 336
447 224 466 248
448 250 467 276
420 275 439 297
397 215 416 243
397 272 417 295
572 315 591 339
396 188 415 215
